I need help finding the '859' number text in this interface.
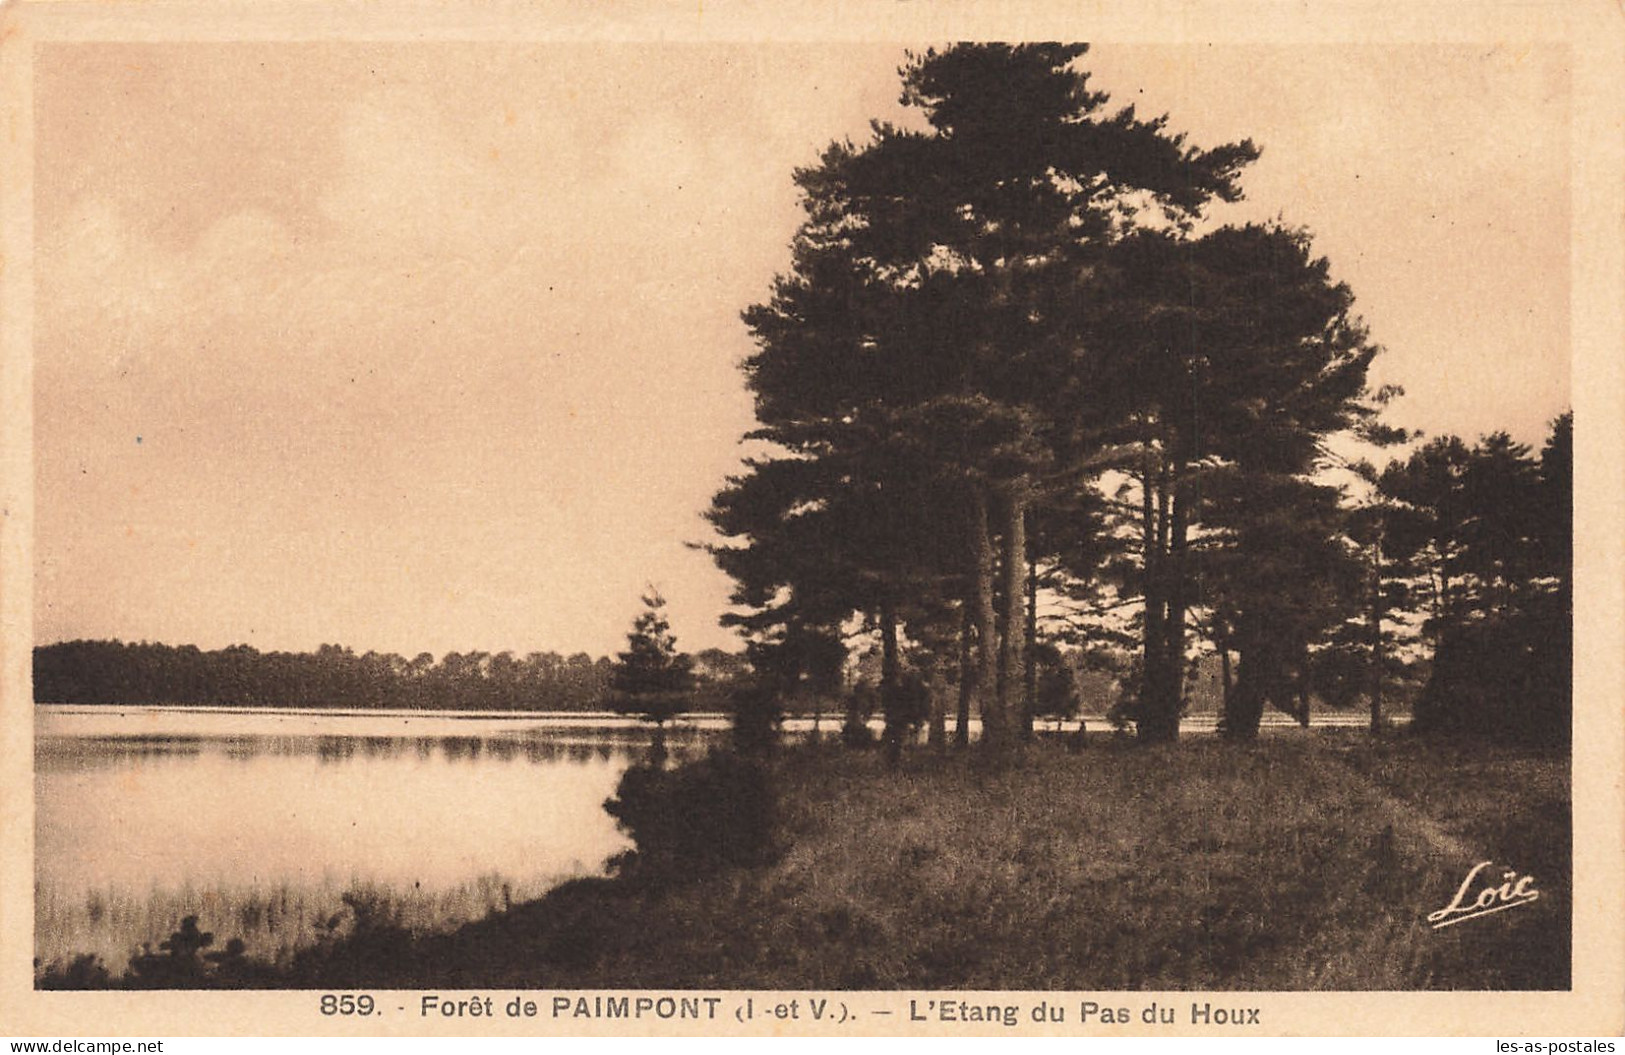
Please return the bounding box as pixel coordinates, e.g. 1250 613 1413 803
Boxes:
320 993 377 1016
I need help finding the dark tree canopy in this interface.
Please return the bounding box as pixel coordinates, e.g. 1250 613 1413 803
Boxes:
710 42 1266 750
1390 415 1573 745
707 42 1556 754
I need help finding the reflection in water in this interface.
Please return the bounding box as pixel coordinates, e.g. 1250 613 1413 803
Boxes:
360 735 399 758
37 730 678 770
316 736 356 763
35 736 209 772
33 706 672 978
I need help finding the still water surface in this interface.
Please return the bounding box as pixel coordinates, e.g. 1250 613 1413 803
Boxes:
33 702 1387 976
34 705 711 974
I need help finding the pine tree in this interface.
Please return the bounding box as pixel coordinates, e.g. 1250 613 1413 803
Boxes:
1070 223 1387 741
710 43 1256 755
1198 473 1365 739
1389 416 1572 745
610 590 694 737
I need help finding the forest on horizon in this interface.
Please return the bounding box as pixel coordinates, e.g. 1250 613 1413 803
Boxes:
31 638 749 713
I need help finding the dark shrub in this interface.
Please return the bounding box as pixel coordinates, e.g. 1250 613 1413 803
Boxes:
1415 599 1570 747
885 671 931 732
603 750 779 880
288 888 417 987
37 953 112 989
729 677 782 756
841 711 876 749
842 683 877 748
127 916 215 987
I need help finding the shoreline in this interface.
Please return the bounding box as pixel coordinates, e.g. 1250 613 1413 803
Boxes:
40 729 1565 992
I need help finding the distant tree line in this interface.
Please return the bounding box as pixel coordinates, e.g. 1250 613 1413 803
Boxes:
33 639 746 712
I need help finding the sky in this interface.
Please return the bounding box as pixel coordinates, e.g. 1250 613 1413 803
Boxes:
31 42 1572 659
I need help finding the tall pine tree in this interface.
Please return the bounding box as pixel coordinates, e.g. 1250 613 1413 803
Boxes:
711 43 1256 753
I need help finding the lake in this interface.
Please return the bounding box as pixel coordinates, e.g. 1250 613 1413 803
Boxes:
33 702 1396 980
33 704 719 979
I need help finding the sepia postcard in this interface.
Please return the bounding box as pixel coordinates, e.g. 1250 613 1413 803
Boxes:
1 0 1621 1039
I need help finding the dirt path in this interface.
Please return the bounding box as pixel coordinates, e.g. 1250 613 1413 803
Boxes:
1319 742 1477 864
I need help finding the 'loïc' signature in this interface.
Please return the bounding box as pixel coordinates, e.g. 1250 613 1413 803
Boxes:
1427 861 1539 929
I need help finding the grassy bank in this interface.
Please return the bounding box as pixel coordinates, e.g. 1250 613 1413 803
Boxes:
277 730 1567 991
34 871 574 985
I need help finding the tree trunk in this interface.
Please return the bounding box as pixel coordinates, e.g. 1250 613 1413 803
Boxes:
999 487 1028 748
994 554 1008 705
955 601 973 750
880 596 902 765
1023 550 1038 742
1370 542 1385 735
1138 459 1168 741
1163 484 1191 725
1223 645 1267 740
1296 654 1311 728
1140 471 1186 744
971 485 1003 752
927 665 947 752
807 649 823 742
